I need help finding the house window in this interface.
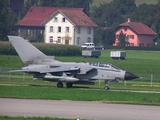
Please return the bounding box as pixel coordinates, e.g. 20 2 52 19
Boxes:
62 17 66 22
57 37 61 43
87 37 91 42
49 36 53 42
128 35 134 40
87 27 91 34
129 43 134 46
139 43 144 46
54 17 58 22
66 27 69 33
77 37 80 45
49 26 54 32
58 26 62 32
77 27 81 34
116 35 119 39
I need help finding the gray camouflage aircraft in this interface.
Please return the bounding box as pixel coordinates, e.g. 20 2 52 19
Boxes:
8 36 139 89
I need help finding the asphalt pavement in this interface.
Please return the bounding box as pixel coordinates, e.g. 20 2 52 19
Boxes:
0 98 160 120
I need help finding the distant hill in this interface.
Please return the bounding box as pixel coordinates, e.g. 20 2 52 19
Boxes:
92 0 158 6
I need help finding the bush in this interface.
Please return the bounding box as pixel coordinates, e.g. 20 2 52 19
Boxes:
105 46 160 51
0 41 82 56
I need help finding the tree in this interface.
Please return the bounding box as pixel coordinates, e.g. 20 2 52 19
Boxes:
94 27 115 47
53 0 93 15
36 33 44 42
23 0 38 18
91 3 124 28
112 0 136 15
130 3 160 43
0 0 17 41
24 0 93 16
118 31 126 48
105 28 115 46
131 4 155 27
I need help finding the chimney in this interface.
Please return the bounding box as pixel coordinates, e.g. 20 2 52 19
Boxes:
128 18 130 22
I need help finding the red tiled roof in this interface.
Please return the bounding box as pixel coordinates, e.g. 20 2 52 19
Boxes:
117 22 156 35
57 10 98 27
16 6 98 27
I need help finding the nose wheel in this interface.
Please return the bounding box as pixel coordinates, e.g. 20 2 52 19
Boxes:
104 80 110 90
105 85 110 90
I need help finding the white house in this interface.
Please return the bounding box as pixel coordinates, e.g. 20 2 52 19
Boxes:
16 7 98 45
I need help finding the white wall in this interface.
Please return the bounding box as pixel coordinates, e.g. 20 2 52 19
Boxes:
74 27 94 46
45 13 74 44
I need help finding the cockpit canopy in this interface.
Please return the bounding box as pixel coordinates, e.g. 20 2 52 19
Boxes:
89 62 120 70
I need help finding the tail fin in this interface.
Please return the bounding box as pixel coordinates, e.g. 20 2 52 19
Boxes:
8 36 47 63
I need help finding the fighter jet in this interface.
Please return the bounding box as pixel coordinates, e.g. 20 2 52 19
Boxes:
8 36 139 89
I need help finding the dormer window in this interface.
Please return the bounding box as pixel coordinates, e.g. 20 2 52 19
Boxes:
54 17 58 22
62 17 66 22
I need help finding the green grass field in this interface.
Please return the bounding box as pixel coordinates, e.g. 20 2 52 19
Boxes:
92 0 158 6
0 50 160 106
0 116 71 120
1 50 160 75
0 85 160 105
0 51 160 120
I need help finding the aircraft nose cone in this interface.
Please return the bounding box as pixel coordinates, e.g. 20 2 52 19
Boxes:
125 71 139 80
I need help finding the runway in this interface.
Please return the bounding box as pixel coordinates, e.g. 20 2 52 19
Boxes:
0 98 160 120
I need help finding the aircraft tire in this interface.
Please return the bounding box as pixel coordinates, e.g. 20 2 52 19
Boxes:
66 82 73 88
57 82 63 88
105 86 110 90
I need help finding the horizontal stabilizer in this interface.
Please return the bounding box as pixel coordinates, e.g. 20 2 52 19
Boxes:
8 69 39 73
8 70 27 73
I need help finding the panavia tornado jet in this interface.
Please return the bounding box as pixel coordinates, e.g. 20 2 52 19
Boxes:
8 36 139 89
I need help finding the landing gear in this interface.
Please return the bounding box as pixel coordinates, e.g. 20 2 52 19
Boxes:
57 82 73 88
104 80 110 90
105 85 110 90
66 82 73 88
57 82 63 88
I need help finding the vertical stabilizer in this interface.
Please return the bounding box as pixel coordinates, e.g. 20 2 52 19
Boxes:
8 36 47 63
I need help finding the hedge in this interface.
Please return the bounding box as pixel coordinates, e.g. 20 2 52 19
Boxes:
106 46 160 51
0 41 82 56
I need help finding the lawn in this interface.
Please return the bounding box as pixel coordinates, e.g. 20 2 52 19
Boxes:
0 116 71 120
0 50 160 106
1 50 160 74
0 85 160 105
1 50 160 86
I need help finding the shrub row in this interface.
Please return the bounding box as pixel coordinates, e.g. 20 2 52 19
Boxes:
0 41 82 56
106 46 160 51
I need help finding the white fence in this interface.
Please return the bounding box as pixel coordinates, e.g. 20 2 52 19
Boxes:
0 67 31 81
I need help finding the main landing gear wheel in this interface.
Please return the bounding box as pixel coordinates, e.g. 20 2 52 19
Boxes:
57 82 63 88
66 82 73 88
